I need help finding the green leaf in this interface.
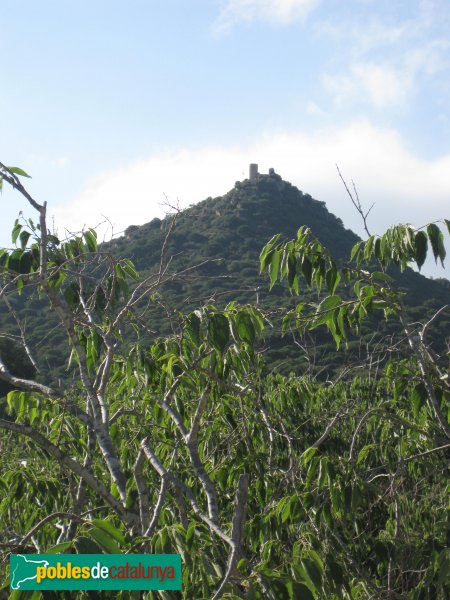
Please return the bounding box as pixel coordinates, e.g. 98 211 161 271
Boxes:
337 306 347 338
11 222 22 244
437 230 446 267
186 523 198 551
427 223 442 264
84 229 98 252
46 541 73 553
88 526 120 553
74 536 103 554
350 240 363 262
115 263 126 280
300 556 322 593
357 444 375 465
301 447 318 467
259 234 281 272
414 230 428 270
287 253 298 292
185 312 201 345
281 312 292 335
6 166 31 178
312 295 341 328
16 277 24 295
374 237 382 260
301 256 312 286
411 382 427 418
234 311 256 345
281 498 291 523
325 267 340 295
307 550 324 576
122 258 139 280
371 271 394 282
288 581 314 600
19 230 31 250
207 313 230 353
364 235 375 263
269 248 281 290
92 519 126 544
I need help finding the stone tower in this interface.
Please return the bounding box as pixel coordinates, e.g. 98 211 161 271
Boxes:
249 163 258 180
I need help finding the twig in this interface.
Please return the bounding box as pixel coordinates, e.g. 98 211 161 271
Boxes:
134 449 151 532
19 512 86 548
311 407 348 449
140 438 233 545
144 474 169 537
336 164 374 237
2 295 40 373
212 474 250 600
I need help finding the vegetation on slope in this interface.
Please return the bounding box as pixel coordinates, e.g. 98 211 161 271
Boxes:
0 163 449 599
1 169 449 383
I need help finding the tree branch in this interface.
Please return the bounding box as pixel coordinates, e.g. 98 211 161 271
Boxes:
140 437 233 546
212 473 250 599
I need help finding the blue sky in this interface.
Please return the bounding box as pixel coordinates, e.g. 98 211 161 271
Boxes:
1 0 449 277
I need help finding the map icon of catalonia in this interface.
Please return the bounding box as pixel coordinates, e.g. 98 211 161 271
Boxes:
10 555 50 590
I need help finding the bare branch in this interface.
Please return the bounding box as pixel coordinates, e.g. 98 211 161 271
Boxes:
0 354 56 398
399 309 450 439
311 407 348 450
109 408 142 425
213 474 250 599
140 437 233 546
0 354 93 426
185 388 219 523
66 425 96 540
336 164 373 237
0 162 43 212
421 304 450 345
134 449 151 533
19 512 86 548
2 295 40 373
144 475 170 538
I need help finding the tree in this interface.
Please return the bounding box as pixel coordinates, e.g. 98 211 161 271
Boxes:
0 162 449 598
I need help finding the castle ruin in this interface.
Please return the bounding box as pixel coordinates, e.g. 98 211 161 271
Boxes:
249 164 277 180
249 163 258 180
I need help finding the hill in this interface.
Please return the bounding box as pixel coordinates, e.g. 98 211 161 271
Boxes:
105 167 449 373
1 167 449 384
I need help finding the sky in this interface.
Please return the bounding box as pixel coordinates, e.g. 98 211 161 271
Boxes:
1 0 449 278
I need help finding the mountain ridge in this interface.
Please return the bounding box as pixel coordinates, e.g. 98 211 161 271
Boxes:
0 169 448 388
110 169 449 304
104 169 449 374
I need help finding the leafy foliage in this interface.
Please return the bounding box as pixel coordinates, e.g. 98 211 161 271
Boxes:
0 163 449 599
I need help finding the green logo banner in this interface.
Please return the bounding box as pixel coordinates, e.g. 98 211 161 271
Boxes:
10 554 181 590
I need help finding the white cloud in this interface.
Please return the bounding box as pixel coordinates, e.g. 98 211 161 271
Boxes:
213 0 320 33
405 39 450 76
322 62 412 109
317 1 450 111
52 120 450 279
316 17 409 54
322 35 449 110
316 1 450 56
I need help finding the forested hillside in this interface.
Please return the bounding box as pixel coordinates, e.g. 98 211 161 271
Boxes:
1 164 449 599
1 170 448 384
